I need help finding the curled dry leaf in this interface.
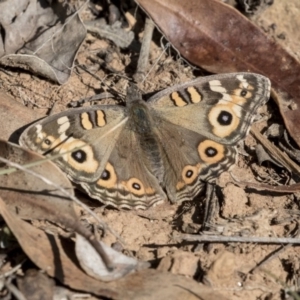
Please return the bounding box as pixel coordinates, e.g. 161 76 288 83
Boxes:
0 0 86 84
136 0 300 147
75 234 149 282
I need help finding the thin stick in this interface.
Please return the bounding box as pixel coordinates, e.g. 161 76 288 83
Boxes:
4 282 27 300
133 17 155 83
174 233 300 244
0 260 26 279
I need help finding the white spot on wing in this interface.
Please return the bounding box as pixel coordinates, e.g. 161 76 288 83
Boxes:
57 116 69 124
209 80 232 102
237 75 249 89
35 124 44 139
209 80 227 93
58 120 70 134
209 80 221 86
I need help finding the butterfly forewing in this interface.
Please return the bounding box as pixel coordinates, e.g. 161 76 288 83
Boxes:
20 105 127 183
148 73 270 145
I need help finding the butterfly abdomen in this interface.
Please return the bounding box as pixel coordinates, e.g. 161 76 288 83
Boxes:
128 101 165 183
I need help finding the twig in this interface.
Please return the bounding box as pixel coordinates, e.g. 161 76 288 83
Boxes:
133 17 155 83
140 41 169 86
174 233 300 244
246 223 300 276
68 92 115 107
4 281 27 300
85 20 134 49
230 172 300 193
0 260 26 279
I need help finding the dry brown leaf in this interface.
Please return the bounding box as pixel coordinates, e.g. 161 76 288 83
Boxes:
0 196 228 299
136 0 300 147
0 0 86 84
0 91 45 142
0 140 76 221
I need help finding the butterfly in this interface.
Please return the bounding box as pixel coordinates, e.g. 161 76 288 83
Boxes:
20 73 270 209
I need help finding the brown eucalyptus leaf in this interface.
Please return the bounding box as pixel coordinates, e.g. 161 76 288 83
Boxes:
0 91 45 142
136 0 300 147
0 140 76 221
0 197 227 299
0 0 86 84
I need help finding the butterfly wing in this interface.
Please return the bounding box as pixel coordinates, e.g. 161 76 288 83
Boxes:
20 105 166 209
20 73 270 208
149 119 238 203
20 105 127 182
84 124 167 209
148 73 270 203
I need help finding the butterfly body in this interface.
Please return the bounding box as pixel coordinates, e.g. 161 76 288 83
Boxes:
20 73 271 209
